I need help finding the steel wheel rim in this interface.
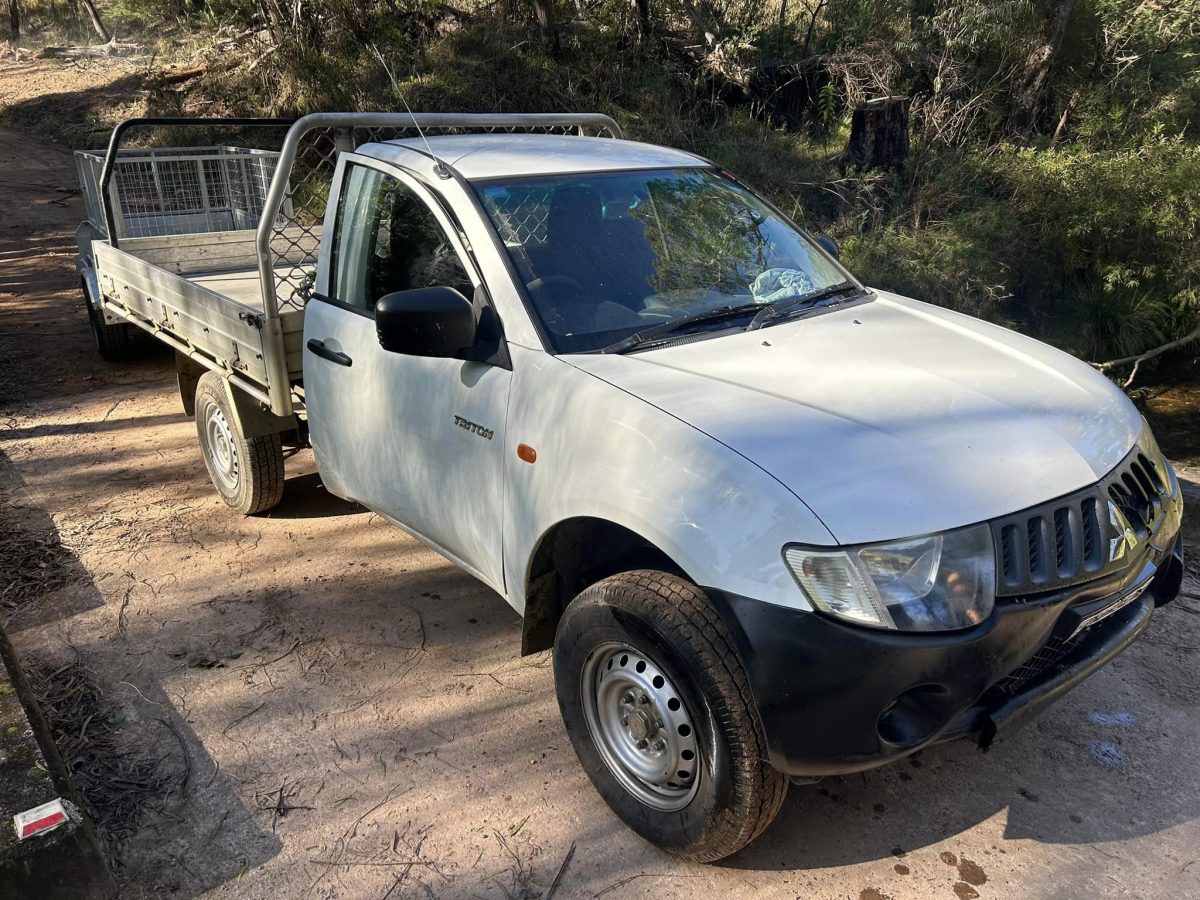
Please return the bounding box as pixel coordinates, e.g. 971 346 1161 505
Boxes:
581 642 701 812
203 403 240 492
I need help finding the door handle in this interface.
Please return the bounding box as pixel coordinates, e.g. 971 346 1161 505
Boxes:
307 338 352 367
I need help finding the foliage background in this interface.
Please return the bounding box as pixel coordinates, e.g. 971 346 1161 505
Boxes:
11 0 1200 373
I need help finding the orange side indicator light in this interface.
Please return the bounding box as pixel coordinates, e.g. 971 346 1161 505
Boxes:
517 443 537 464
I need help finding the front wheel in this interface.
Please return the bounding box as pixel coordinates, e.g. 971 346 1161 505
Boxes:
554 571 787 862
194 372 285 515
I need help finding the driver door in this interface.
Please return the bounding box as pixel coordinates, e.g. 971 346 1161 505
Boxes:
304 157 511 591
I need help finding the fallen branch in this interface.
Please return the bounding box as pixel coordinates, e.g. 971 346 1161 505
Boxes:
542 842 576 900
222 700 266 736
1049 88 1080 147
1091 322 1200 389
309 859 436 866
236 637 303 669
153 64 210 85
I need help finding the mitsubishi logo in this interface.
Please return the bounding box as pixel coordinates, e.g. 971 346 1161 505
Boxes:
1107 500 1139 563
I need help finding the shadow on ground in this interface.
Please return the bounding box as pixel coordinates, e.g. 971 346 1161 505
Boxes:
265 471 365 520
0 446 281 897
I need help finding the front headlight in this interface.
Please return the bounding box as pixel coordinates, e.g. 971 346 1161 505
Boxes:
784 524 996 631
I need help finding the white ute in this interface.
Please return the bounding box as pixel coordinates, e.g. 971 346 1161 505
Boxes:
76 113 1185 860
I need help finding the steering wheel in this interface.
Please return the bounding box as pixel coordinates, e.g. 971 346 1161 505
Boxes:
526 276 587 333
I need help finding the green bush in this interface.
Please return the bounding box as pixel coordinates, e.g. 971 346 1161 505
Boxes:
988 135 1200 358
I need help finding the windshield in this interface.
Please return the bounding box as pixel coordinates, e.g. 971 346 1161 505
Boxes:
475 167 852 353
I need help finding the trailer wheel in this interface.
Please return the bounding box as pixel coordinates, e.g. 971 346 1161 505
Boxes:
554 570 788 862
83 278 137 362
194 373 285 515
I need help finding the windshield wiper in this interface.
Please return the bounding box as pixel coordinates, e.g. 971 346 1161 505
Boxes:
601 303 763 354
747 281 863 330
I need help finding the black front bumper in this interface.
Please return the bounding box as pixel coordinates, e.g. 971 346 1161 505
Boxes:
705 532 1184 778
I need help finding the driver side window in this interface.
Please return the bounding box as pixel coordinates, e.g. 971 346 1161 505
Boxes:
331 163 474 313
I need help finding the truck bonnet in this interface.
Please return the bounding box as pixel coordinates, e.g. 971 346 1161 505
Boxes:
567 290 1144 545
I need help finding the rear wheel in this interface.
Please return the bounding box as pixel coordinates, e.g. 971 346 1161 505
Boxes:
83 278 137 362
194 372 285 515
554 570 787 862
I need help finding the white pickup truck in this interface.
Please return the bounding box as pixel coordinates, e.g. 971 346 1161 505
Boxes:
76 113 1185 861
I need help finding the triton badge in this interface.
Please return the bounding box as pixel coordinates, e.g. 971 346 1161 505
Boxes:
454 416 494 440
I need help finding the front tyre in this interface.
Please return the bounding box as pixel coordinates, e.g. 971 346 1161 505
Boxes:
554 571 787 862
194 372 285 515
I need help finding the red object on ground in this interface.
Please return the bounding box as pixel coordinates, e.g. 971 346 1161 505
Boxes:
14 799 69 841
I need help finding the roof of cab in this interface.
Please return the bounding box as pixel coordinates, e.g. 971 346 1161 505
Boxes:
360 133 708 180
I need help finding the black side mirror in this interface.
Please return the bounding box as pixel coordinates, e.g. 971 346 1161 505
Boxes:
375 287 477 358
815 235 840 259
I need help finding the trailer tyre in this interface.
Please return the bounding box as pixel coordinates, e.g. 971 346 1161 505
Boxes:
194 373 285 515
83 278 137 362
554 570 788 862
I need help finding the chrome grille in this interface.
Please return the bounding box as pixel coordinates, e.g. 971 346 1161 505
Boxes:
991 440 1178 597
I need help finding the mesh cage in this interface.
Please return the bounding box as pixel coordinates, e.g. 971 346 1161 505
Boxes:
480 183 555 248
85 115 622 316
76 146 282 239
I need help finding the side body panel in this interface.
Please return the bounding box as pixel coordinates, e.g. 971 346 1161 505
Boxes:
305 153 513 592
304 299 512 590
500 345 833 613
90 239 289 411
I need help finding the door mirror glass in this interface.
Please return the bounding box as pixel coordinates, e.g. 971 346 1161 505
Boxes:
815 234 840 259
375 287 477 358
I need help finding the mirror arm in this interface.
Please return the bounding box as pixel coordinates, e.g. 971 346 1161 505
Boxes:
460 304 512 370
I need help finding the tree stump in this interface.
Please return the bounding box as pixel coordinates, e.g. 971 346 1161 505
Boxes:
847 96 909 171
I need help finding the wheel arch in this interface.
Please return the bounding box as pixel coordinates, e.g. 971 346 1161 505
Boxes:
520 516 689 656
199 370 297 439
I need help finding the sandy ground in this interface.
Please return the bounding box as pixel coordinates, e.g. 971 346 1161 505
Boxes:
2 55 1200 900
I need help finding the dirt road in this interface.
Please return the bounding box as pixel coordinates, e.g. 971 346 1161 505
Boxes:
2 57 1200 900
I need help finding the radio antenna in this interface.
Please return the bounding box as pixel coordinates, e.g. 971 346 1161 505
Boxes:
400 95 452 180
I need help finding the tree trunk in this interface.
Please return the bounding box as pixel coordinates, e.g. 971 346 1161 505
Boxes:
1012 0 1077 131
801 0 826 57
847 96 909 171
633 0 650 41
8 0 18 39
78 0 112 43
258 0 285 41
532 0 560 55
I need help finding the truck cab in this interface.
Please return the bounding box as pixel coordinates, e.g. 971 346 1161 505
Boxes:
78 115 1185 862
